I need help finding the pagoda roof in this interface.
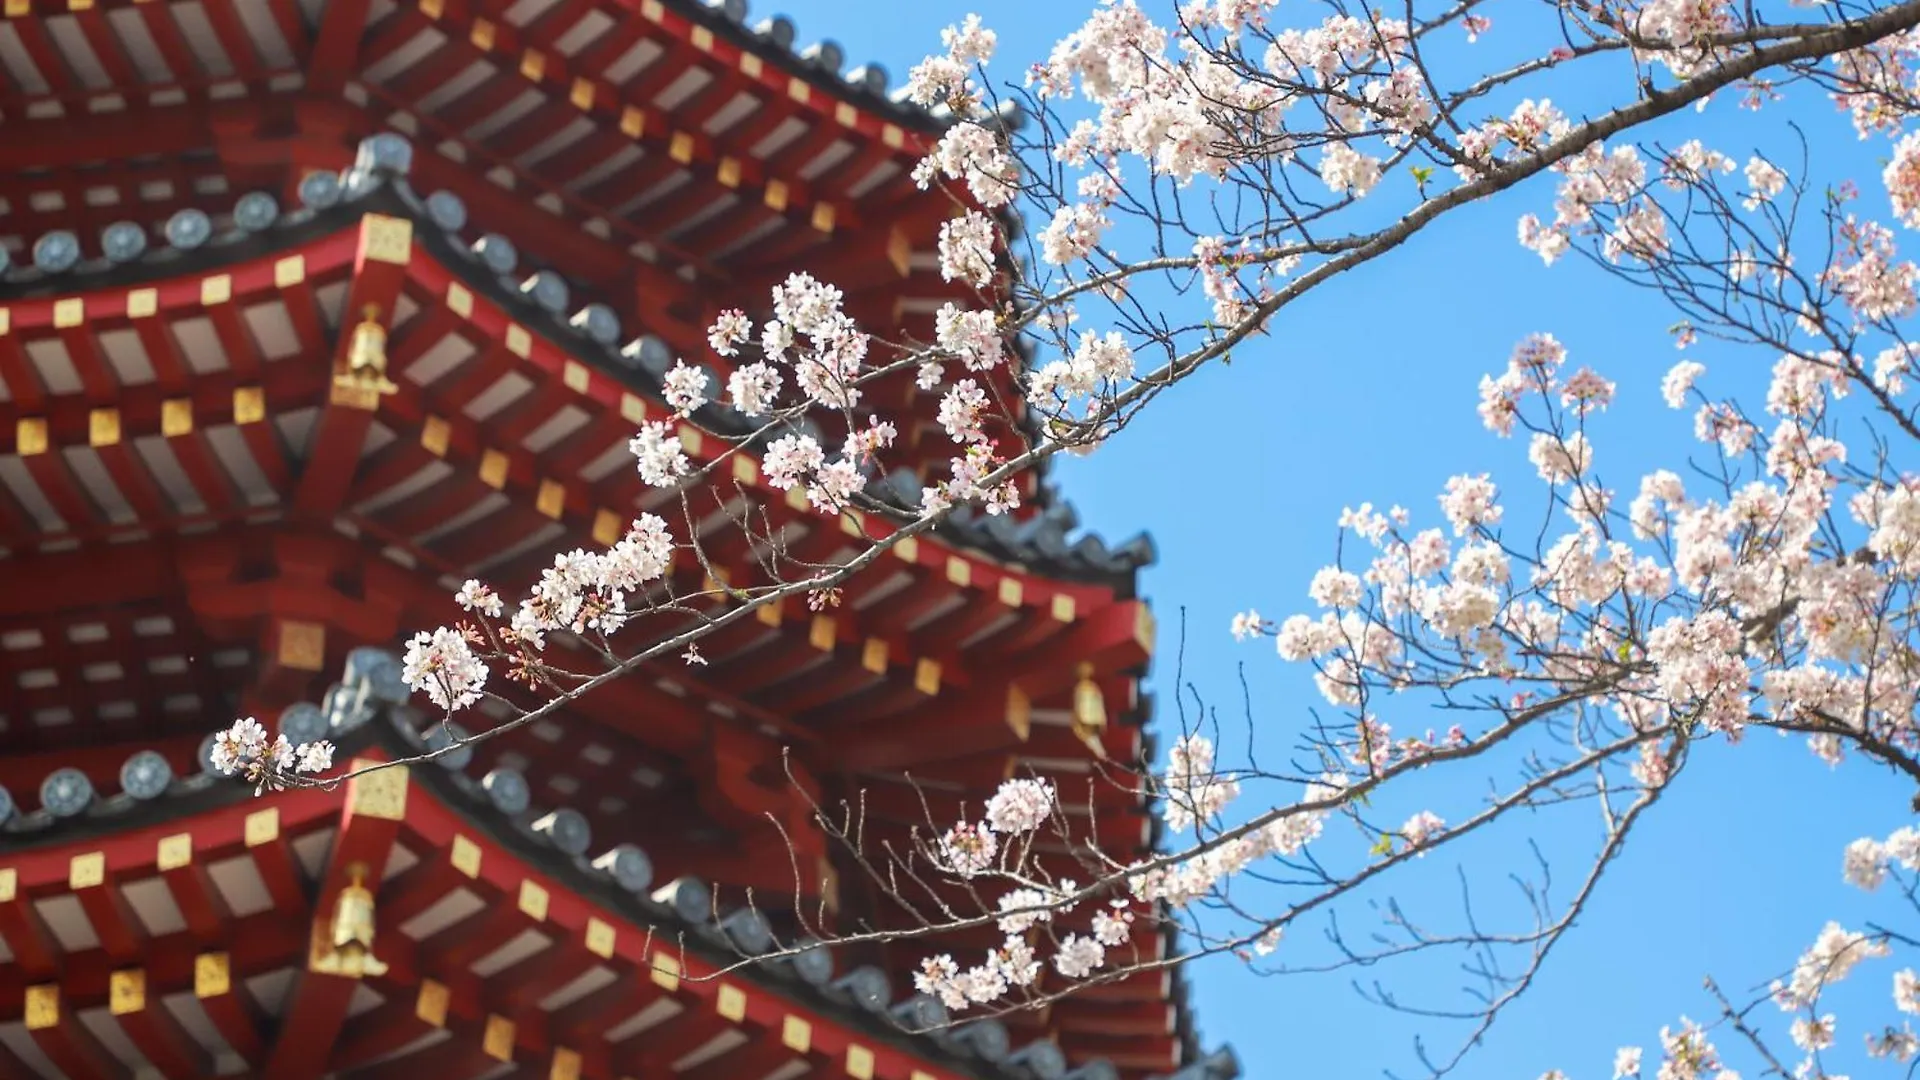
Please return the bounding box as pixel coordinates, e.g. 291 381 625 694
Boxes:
0 0 1000 329
0 0 1061 515
0 152 1153 586
0 0 950 135
0 646 1238 1080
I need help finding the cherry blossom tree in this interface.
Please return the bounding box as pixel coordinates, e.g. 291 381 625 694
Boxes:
205 0 1920 1074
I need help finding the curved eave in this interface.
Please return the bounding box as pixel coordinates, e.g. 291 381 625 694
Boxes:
650 0 948 135
0 728 1077 1080
0 175 1151 589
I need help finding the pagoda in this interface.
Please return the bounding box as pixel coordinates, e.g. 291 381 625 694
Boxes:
0 2 1239 1079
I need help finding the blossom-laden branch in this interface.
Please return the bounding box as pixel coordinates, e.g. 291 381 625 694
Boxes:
190 0 1920 1074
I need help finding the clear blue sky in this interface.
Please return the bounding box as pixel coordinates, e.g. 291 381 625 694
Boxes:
771 2 1920 1074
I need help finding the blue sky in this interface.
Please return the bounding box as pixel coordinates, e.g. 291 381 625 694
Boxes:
770 2 1920 1074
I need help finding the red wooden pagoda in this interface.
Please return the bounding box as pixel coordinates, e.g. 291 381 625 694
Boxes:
0 2 1238 1079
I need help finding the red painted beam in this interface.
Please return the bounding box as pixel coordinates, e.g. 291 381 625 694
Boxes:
309 0 374 94
291 214 413 523
613 1008 732 1075
261 765 405 1080
111 975 216 1078
24 989 131 1080
351 1021 502 1080
326 991 443 1072
680 1030 805 1080
71 863 147 962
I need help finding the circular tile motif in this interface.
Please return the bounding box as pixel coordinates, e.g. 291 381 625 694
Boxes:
278 702 328 747
960 1020 1010 1061
895 993 946 1030
32 231 81 273
603 844 654 893
758 16 795 49
837 965 891 1011
571 303 619 346
482 768 530 814
790 940 834 985
1017 1041 1067 1078
423 720 473 771
521 270 569 314
473 234 517 276
723 908 773 952
100 221 148 264
346 647 407 705
233 191 280 232
297 171 342 211
197 732 223 774
664 877 710 923
425 190 467 233
40 768 94 818
538 808 592 855
807 40 844 72
359 132 413 174
164 209 213 250
849 63 889 94
120 751 174 800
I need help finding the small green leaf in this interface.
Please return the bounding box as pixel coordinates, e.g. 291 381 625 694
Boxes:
1370 834 1395 857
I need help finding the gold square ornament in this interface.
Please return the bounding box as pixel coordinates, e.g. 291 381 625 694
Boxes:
234 386 265 425
360 214 413 265
89 408 121 447
69 852 105 890
157 833 192 871
650 952 681 990
518 879 549 921
416 979 450 1027
479 449 509 489
482 1014 516 1061
278 620 325 671
24 985 58 1031
451 835 481 877
347 761 409 821
536 479 566 519
1052 593 1076 622
15 417 47 457
245 807 279 847
109 969 145 1015
421 415 451 457
195 952 231 998
162 398 193 437
585 917 616 959
593 509 621 546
